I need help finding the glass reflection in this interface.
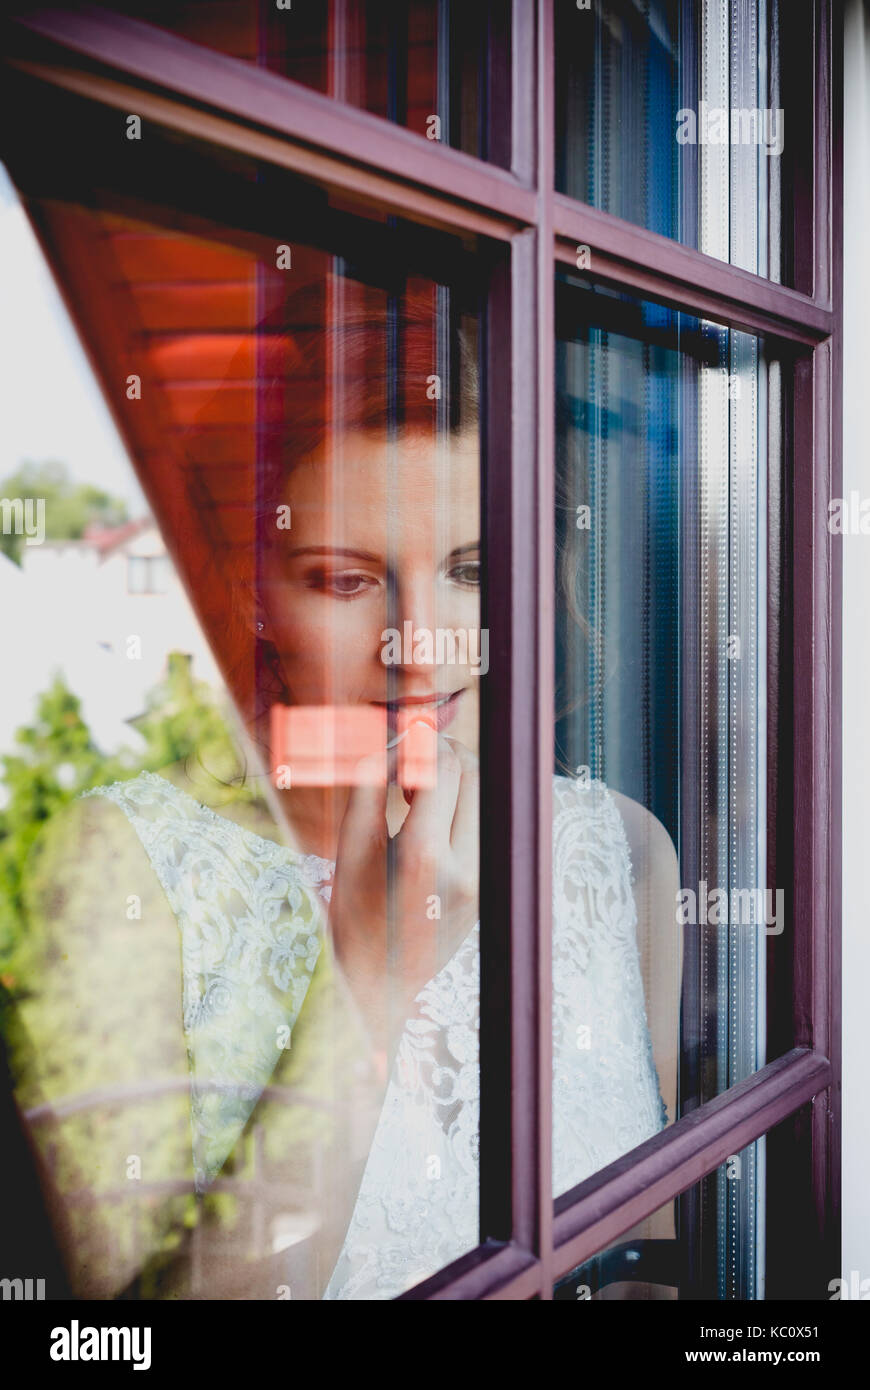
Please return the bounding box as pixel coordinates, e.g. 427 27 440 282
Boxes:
110 0 504 162
553 1137 766 1301
555 275 773 1206
0 126 485 1298
555 0 810 283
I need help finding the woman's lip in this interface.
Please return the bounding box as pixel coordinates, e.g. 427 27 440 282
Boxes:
373 691 464 733
372 693 456 707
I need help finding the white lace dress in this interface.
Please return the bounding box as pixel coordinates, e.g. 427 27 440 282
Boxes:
84 770 666 1300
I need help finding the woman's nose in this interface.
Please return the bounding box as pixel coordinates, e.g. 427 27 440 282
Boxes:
379 573 439 671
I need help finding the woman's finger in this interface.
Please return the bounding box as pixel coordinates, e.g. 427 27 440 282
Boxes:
445 738 479 868
335 750 389 870
400 726 461 855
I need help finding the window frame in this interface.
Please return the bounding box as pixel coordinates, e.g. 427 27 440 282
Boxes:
2 0 842 1300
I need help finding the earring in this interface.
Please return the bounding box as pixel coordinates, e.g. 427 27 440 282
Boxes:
256 621 265 633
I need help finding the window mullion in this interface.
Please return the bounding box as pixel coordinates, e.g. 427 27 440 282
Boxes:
7 7 536 225
533 0 557 1301
551 1046 830 1283
553 206 833 344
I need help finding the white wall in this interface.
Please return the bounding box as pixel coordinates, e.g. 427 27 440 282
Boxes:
1 528 221 758
841 0 870 1286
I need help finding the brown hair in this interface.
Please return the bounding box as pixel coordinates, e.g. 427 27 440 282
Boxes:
182 271 594 776
182 275 480 758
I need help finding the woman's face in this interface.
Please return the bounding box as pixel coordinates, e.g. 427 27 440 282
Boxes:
260 428 481 756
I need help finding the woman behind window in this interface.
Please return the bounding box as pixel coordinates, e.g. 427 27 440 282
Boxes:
8 281 680 1300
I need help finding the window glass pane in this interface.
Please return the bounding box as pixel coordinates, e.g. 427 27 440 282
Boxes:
555 0 814 286
553 1106 817 1301
126 554 147 593
553 1138 764 1300
106 0 508 164
0 96 485 1300
554 273 782 1203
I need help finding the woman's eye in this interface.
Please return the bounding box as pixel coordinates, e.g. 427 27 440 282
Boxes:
447 561 481 588
306 570 378 598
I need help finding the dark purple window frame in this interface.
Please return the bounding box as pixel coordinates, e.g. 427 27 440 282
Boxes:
2 0 842 1301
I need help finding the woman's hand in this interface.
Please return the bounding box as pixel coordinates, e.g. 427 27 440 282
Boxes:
327 727 479 1057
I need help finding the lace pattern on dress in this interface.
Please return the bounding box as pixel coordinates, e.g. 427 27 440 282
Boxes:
83 772 332 1191
84 770 667 1299
550 777 668 1195
322 775 667 1299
